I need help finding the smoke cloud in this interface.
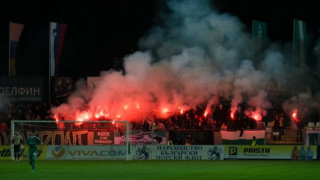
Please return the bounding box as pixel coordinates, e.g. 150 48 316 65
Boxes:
52 0 319 124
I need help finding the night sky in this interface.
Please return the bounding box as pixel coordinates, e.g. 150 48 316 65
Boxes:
0 0 319 80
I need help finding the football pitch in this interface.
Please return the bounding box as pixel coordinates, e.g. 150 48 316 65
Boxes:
0 160 320 180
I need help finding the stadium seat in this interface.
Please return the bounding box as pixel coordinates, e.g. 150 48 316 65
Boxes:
307 122 315 130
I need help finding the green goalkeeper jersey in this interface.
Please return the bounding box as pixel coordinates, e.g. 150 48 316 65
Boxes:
26 136 41 153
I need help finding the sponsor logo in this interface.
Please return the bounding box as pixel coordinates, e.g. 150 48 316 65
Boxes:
207 146 222 160
229 147 237 155
50 146 126 158
243 148 271 154
135 146 150 159
0 148 10 157
52 146 66 158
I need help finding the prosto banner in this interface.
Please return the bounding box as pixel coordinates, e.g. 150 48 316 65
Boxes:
46 145 127 160
225 145 317 160
131 145 224 160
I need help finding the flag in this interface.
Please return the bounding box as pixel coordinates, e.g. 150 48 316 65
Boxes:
9 22 24 76
220 130 265 145
252 20 267 46
49 22 67 76
252 20 267 63
293 19 308 68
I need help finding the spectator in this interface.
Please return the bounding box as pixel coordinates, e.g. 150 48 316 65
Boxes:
0 122 8 131
221 122 227 130
272 115 282 140
294 118 304 142
251 136 257 146
234 106 246 136
165 118 173 130
213 104 227 130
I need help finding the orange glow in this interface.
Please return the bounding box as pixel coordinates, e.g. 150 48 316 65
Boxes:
136 104 140 109
124 105 128 110
230 113 234 119
116 114 121 119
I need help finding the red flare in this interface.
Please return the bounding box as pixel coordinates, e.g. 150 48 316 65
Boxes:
251 113 261 121
203 110 208 118
292 109 298 119
230 113 234 119
163 108 168 113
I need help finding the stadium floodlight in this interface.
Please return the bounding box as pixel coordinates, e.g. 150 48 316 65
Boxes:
11 120 131 160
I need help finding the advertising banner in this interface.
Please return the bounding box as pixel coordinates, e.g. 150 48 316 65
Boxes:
87 131 114 145
169 130 214 145
0 145 46 160
114 130 167 145
1 130 89 146
131 145 224 160
224 145 317 160
46 145 127 160
0 77 45 102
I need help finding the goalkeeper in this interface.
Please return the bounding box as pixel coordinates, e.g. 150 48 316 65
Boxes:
12 132 23 161
26 132 41 172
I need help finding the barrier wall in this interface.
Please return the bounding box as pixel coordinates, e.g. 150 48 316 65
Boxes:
0 145 318 160
46 145 127 160
224 145 317 160
0 145 47 160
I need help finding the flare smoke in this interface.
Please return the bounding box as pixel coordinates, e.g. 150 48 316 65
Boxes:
52 0 319 123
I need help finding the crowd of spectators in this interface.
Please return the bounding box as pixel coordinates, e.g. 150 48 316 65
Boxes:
0 101 309 133
0 102 55 131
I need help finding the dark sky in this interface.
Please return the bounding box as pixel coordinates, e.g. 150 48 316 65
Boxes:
0 0 319 80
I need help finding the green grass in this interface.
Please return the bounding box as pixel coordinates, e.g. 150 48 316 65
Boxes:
0 160 320 180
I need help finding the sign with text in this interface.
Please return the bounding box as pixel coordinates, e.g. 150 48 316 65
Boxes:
0 145 46 160
87 131 114 145
225 145 317 160
0 77 45 102
46 145 127 160
131 145 224 160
